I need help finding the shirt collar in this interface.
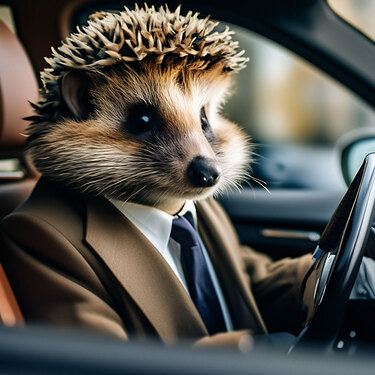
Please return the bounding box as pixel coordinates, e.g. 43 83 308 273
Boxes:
108 199 196 255
176 200 197 225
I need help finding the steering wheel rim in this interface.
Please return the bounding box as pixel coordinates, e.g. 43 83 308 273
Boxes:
291 153 375 352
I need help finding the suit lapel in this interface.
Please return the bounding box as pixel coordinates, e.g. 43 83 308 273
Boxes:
84 196 207 343
196 199 267 334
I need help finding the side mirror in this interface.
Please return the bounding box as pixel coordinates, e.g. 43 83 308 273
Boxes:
337 128 375 186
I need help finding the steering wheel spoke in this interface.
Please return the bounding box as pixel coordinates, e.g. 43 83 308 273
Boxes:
291 153 375 352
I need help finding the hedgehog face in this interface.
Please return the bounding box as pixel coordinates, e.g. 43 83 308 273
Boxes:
26 5 251 206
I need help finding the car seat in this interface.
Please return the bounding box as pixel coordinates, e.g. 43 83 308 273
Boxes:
0 19 39 325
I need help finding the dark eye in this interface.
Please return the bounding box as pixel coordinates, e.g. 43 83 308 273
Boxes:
200 107 209 131
124 103 156 136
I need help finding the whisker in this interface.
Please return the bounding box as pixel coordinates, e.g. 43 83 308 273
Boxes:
121 185 148 204
248 175 270 194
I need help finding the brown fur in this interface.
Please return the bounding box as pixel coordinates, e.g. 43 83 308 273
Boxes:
26 5 251 206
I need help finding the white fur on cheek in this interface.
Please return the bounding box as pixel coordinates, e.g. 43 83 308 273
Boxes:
213 118 251 196
28 66 251 205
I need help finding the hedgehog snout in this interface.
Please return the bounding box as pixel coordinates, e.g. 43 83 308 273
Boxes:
187 156 220 188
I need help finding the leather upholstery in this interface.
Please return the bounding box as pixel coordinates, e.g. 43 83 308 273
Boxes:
0 20 38 150
0 263 23 326
0 20 39 218
0 19 40 326
0 179 37 219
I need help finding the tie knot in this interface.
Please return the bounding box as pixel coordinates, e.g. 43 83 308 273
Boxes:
170 212 198 248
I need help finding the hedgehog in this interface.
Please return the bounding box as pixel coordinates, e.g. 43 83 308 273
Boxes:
26 4 250 211
2 4 315 343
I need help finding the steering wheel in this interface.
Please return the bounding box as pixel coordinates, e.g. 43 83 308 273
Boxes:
290 153 375 352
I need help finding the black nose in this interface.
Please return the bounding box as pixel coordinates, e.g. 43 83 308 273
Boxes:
187 156 220 188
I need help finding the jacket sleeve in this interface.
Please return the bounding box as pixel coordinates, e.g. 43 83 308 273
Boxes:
0 212 128 339
241 246 313 334
209 198 313 334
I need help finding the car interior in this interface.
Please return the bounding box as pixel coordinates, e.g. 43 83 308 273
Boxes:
0 17 38 326
1 0 375 372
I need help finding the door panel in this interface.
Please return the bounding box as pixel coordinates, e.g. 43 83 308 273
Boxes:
219 188 345 259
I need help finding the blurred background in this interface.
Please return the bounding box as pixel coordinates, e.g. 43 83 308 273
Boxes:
221 0 375 191
226 0 375 145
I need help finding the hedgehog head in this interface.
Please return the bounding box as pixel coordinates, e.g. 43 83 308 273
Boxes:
27 4 251 208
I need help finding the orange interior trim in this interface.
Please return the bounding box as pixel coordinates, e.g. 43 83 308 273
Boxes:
0 263 23 326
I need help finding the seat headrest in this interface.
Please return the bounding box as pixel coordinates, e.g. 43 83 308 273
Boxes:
0 20 38 151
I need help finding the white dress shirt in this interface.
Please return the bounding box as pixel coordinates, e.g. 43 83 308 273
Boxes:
109 199 233 331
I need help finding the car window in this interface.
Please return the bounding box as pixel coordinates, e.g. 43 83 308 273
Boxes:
68 4 375 192
222 24 375 191
328 0 375 42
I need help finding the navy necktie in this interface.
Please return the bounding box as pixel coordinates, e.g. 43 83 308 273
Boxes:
170 211 226 335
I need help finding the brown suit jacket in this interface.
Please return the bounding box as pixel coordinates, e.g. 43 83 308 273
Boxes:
0 179 312 345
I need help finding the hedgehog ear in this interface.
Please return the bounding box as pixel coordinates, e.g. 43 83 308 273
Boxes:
61 70 95 120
